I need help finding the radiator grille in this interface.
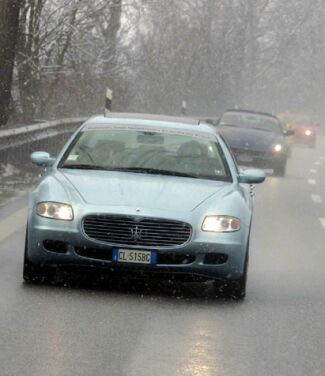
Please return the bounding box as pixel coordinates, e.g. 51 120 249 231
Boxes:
233 147 267 158
83 215 192 247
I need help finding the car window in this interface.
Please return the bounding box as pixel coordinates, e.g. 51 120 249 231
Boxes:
60 129 232 182
221 112 282 133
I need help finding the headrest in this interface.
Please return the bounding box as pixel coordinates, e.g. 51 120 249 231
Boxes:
177 141 202 157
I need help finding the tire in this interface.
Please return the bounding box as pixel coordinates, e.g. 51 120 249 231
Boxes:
223 276 247 300
214 246 249 300
273 162 286 177
287 146 292 159
23 227 51 283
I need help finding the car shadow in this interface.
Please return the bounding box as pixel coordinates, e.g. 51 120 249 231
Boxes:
22 268 244 305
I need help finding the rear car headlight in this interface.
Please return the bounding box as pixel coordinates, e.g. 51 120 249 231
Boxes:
36 202 73 221
202 216 240 232
273 144 283 152
305 129 312 136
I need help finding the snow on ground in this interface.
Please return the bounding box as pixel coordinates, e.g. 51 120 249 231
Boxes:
0 164 38 206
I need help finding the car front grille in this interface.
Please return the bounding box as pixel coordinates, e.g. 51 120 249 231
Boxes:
83 215 192 248
232 147 266 158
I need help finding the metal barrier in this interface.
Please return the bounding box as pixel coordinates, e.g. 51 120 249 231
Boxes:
0 117 87 149
0 118 87 165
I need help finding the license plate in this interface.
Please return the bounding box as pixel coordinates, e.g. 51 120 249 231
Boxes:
237 154 253 163
112 248 157 265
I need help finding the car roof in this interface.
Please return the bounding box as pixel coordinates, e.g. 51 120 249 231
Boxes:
83 113 217 135
103 112 200 125
223 108 279 120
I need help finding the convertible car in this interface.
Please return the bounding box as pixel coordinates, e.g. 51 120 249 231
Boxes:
24 113 265 298
218 109 294 176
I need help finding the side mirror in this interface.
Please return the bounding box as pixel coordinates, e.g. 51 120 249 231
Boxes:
284 129 295 136
31 151 56 167
238 169 266 184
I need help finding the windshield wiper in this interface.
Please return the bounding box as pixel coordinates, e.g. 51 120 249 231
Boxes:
110 167 199 178
61 165 199 178
61 164 107 170
250 127 272 132
220 123 239 127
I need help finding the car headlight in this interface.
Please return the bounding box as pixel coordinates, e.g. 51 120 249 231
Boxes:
273 144 283 152
202 216 240 232
36 202 73 221
305 129 312 136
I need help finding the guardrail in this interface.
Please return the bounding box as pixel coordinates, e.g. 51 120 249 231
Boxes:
0 117 87 164
0 117 87 150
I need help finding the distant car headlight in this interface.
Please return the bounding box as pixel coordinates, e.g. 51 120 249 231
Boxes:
305 129 312 136
202 216 240 232
273 144 283 152
36 202 73 221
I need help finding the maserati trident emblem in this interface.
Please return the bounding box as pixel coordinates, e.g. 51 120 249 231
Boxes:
130 226 143 241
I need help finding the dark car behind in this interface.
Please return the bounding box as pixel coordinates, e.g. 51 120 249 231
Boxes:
216 109 293 176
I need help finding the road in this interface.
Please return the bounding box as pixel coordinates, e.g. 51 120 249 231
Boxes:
0 139 325 376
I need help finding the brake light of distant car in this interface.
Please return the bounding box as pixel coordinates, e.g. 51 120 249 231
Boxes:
305 129 312 136
202 216 240 232
273 144 283 152
36 202 74 221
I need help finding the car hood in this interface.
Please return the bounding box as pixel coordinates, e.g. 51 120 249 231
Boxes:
60 170 231 212
219 126 282 150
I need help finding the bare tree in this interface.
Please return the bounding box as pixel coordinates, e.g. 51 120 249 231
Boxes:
8 0 325 122
0 0 21 125
17 0 45 121
15 0 125 119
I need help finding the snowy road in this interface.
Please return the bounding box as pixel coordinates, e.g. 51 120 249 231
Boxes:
0 139 325 375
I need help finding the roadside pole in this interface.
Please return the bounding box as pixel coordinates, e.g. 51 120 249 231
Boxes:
181 100 187 116
105 88 113 116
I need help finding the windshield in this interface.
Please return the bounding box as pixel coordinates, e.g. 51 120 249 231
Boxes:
220 112 282 133
59 128 231 181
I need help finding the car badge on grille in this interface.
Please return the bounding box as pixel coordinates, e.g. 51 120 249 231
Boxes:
130 226 143 241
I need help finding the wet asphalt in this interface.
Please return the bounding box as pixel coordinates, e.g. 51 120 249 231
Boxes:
0 137 325 376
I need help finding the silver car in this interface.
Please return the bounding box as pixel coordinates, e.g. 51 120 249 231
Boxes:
24 113 265 299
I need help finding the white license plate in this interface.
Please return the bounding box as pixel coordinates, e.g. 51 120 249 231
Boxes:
112 249 157 264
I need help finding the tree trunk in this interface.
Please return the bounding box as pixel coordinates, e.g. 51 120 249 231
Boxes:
17 0 44 122
0 0 21 125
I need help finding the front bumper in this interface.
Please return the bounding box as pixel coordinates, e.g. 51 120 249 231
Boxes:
234 150 287 168
27 217 249 281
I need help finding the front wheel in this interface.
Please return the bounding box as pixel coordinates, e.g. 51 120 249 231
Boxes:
215 273 247 300
221 278 246 299
273 161 286 177
214 249 249 300
23 227 51 283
